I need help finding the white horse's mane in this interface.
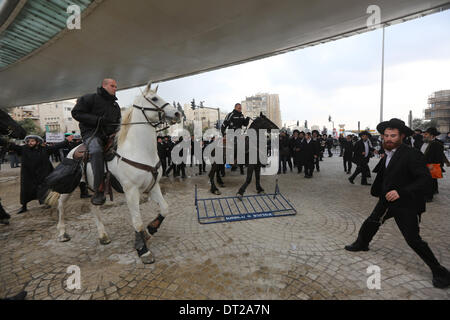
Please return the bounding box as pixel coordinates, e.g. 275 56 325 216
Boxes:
116 106 134 147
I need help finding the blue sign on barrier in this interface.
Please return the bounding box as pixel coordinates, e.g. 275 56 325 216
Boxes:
195 180 297 224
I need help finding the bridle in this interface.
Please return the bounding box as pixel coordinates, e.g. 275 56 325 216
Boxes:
132 91 172 130
115 90 174 132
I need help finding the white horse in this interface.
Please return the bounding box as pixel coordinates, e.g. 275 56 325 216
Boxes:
48 83 181 264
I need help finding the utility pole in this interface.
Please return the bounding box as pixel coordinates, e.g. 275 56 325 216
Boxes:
380 25 385 123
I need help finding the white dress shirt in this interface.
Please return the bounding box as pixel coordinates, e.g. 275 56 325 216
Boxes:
363 140 369 158
385 148 397 168
420 142 429 154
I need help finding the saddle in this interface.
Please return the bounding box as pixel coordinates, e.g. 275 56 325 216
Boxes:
73 134 117 162
73 134 123 200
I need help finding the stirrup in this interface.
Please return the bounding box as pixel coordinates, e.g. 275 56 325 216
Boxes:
147 214 165 235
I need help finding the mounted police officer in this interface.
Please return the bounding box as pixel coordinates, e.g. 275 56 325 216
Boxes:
221 103 251 175
71 79 121 205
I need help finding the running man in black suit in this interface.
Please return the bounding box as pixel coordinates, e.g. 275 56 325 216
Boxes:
345 118 450 289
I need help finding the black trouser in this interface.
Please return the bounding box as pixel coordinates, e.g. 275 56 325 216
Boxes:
355 199 442 274
327 147 332 157
238 164 262 195
349 159 370 183
343 157 352 172
199 158 206 174
279 154 291 173
432 178 438 194
160 156 167 175
304 159 314 177
176 163 186 177
314 157 320 171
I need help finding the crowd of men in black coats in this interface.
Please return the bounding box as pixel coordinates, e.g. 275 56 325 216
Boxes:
279 130 351 178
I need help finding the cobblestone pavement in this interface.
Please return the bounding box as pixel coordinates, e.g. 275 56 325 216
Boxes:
0 157 449 300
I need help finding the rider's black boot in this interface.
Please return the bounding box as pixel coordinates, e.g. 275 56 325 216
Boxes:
90 153 106 206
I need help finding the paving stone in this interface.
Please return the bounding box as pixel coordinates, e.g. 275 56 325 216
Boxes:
1 157 449 300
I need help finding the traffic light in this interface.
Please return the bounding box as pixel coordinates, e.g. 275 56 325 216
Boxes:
191 99 196 110
328 115 332 122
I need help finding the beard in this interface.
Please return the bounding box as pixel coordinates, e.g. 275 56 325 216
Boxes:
383 139 402 151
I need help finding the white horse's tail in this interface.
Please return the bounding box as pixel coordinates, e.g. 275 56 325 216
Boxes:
45 191 61 207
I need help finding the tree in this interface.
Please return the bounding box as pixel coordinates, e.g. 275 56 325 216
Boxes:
18 119 44 136
412 118 438 131
185 122 194 136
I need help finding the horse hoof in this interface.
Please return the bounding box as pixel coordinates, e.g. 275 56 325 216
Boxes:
58 233 71 242
140 251 155 264
99 235 111 245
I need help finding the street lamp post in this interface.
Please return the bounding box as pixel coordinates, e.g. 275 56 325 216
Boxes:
380 25 385 123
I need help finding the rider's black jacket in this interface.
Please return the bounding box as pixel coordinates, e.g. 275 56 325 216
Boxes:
221 109 250 136
72 87 121 138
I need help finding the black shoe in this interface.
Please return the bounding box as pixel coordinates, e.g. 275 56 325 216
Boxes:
91 192 106 206
344 241 369 252
256 188 265 194
347 171 351 174
0 219 9 225
17 206 27 214
361 182 372 186
348 178 354 184
3 291 27 300
316 168 320 172
0 209 10 220
432 267 450 289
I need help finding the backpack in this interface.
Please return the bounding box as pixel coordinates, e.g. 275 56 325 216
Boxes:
44 158 82 194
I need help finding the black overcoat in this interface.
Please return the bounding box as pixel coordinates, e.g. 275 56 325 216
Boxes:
9 141 68 205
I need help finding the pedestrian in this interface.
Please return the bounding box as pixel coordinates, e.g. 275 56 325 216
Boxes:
7 135 73 213
342 135 354 174
348 131 373 186
421 127 444 202
326 135 334 157
157 136 168 177
291 130 304 174
8 149 20 168
345 118 450 289
303 132 318 178
278 130 292 174
338 134 346 157
221 103 250 175
312 130 321 172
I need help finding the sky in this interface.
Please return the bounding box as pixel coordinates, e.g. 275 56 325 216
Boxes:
116 9 450 131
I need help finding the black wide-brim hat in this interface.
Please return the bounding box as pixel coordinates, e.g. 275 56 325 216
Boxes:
293 129 300 135
376 118 414 137
425 127 440 136
312 130 320 135
358 130 372 138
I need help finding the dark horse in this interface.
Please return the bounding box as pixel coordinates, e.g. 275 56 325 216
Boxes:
0 108 26 225
0 108 26 139
208 113 279 196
